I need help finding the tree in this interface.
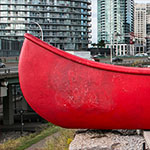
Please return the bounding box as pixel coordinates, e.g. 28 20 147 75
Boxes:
97 40 105 48
91 43 97 48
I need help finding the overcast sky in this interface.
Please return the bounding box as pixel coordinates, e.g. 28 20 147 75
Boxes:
91 0 150 43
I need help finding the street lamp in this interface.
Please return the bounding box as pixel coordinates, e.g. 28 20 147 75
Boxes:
110 32 120 63
30 21 43 41
114 32 122 56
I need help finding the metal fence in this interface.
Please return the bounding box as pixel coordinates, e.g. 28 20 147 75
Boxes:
0 50 21 57
0 67 18 74
112 59 150 67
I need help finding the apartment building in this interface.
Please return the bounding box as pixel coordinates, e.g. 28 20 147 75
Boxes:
0 0 91 51
134 3 147 53
146 4 150 52
134 3 150 53
97 0 134 55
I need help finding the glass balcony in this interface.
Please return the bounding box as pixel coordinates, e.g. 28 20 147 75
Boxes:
0 0 91 50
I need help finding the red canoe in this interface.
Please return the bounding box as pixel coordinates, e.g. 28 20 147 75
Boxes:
19 33 150 129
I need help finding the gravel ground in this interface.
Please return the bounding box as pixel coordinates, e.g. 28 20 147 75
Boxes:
0 123 47 144
69 130 149 150
0 131 30 144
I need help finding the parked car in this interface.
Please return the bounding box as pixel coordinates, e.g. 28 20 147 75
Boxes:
0 62 5 68
143 53 148 56
135 53 143 57
135 53 148 57
112 57 123 62
92 54 102 62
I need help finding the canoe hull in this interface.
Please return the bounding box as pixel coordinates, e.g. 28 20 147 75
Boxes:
19 34 150 129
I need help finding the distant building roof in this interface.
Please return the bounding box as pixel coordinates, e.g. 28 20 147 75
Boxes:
88 48 113 55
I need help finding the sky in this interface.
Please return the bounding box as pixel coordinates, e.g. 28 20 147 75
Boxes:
91 0 150 43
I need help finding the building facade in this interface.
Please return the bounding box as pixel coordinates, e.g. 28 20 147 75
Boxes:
134 3 150 53
97 0 134 55
0 0 91 51
146 4 150 52
134 3 147 53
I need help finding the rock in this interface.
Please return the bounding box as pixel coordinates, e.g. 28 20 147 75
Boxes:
69 130 146 150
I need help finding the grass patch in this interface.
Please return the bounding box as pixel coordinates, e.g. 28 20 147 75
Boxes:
0 123 61 150
43 129 75 150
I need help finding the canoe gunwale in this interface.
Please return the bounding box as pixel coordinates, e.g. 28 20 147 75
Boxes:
24 33 150 75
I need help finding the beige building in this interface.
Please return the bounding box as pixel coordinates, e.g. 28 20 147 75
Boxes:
134 3 150 53
134 3 147 53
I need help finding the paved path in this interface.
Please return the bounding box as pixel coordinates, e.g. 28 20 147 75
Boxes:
25 132 60 150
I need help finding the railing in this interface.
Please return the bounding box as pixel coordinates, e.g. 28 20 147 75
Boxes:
0 67 18 74
0 50 20 57
0 56 19 63
99 57 150 66
111 59 150 67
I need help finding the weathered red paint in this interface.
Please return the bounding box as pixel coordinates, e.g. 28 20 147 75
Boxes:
19 33 150 129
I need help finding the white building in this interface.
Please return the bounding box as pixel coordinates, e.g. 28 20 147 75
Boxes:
97 0 134 56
